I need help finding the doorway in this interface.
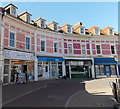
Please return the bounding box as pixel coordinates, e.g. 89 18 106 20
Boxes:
104 65 111 76
43 65 49 79
23 65 27 73
66 66 70 78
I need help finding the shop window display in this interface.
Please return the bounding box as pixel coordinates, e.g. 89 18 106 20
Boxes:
4 59 10 83
96 65 104 75
111 65 116 75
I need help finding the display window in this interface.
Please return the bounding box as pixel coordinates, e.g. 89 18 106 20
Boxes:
4 59 34 83
111 65 116 75
38 61 62 79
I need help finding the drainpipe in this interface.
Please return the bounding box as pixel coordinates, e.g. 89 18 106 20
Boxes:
34 27 38 81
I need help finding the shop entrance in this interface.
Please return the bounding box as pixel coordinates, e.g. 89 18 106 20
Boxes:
66 66 70 78
104 65 111 76
43 65 49 79
23 65 27 73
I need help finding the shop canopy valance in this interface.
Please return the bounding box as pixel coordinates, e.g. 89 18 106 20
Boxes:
94 58 117 65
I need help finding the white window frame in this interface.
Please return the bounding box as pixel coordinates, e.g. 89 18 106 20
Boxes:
40 40 46 52
80 28 85 34
40 20 46 28
94 28 100 35
108 29 114 35
67 26 72 33
10 5 17 17
53 24 58 31
54 42 59 53
67 43 73 54
110 44 116 55
81 44 86 55
25 36 31 50
96 44 102 55
26 13 31 23
9 30 16 48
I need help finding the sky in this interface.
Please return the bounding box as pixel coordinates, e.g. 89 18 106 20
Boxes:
1 2 118 32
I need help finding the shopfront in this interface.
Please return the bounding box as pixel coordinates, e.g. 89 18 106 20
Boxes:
65 58 92 78
94 58 118 78
37 57 64 79
3 49 34 84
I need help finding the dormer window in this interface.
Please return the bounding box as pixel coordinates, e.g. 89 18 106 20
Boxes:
54 24 57 31
4 3 18 17
26 14 31 23
18 11 32 24
41 20 45 28
67 26 72 33
80 28 85 34
109 28 113 35
11 6 16 17
94 28 100 35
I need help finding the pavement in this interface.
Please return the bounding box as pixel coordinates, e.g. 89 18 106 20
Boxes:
2 78 119 108
65 78 118 107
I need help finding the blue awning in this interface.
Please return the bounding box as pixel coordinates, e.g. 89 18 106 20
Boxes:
38 57 64 62
94 58 117 65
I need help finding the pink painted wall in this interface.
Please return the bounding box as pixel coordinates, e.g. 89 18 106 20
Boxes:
4 28 9 38
74 50 81 54
101 44 110 49
102 50 111 55
4 39 8 46
73 43 80 49
64 43 67 48
64 49 68 54
86 44 90 49
16 32 25 42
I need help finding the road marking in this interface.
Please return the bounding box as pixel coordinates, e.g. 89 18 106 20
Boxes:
3 83 48 106
64 90 81 108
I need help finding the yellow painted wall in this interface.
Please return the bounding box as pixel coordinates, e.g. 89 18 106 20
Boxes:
19 14 26 22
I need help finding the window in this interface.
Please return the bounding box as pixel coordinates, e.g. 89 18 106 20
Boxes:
68 44 72 54
26 14 30 23
71 66 84 72
67 26 71 33
54 24 57 31
111 45 115 54
41 20 45 28
80 28 84 34
9 32 15 47
41 41 45 51
109 29 113 35
54 43 58 53
96 45 101 54
11 6 16 17
95 28 99 35
26 37 30 50
81 44 86 54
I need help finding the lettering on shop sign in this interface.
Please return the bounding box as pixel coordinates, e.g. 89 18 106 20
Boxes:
4 50 34 60
46 59 59 62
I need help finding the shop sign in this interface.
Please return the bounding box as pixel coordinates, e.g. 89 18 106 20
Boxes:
4 50 34 61
38 57 64 62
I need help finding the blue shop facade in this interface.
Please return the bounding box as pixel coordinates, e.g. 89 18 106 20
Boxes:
94 58 119 77
37 57 65 79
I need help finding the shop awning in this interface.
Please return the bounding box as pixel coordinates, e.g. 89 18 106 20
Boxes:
38 57 64 62
94 58 117 65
